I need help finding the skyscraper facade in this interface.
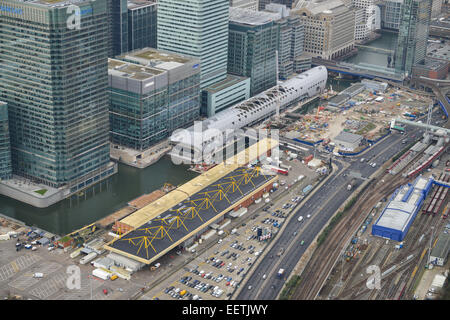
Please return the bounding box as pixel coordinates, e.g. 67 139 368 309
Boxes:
379 0 404 31
127 0 157 51
228 8 279 96
265 4 305 79
109 48 201 152
110 0 129 57
0 0 115 191
294 0 355 60
394 0 432 74
0 102 12 181
157 0 229 89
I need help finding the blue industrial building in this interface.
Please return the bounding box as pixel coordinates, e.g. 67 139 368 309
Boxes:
372 176 433 242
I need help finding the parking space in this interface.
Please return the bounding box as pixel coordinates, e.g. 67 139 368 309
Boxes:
143 157 320 300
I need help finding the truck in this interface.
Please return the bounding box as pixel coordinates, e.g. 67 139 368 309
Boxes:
277 269 285 278
92 268 111 280
279 163 292 171
347 179 356 191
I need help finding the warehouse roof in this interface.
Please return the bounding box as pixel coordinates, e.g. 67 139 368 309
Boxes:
106 166 276 263
374 177 430 232
333 131 363 144
119 138 278 229
431 231 450 260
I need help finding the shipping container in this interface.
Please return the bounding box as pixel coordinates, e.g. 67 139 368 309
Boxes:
92 268 111 280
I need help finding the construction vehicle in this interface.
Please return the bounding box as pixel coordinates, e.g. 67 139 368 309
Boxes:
110 274 118 281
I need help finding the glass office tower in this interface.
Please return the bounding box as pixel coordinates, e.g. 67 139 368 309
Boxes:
111 0 129 57
0 102 12 180
228 8 279 96
109 48 201 151
128 0 157 51
394 0 432 74
157 0 229 89
0 0 114 190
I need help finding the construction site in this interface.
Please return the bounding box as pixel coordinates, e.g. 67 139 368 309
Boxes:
266 79 436 155
289 126 449 300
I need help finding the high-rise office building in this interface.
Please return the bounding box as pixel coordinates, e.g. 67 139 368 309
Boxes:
351 0 380 41
378 0 404 31
110 0 129 57
265 4 305 79
394 0 432 74
0 102 12 181
0 0 116 194
108 48 201 167
228 8 279 96
293 0 355 60
157 0 229 89
110 0 157 57
128 0 157 51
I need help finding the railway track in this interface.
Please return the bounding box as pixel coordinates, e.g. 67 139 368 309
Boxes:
337 210 440 299
291 171 408 300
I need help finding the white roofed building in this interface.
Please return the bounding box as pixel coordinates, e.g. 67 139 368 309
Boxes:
372 176 434 241
169 66 328 164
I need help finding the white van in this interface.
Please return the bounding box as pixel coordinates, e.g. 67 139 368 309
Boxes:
298 216 304 222
33 273 44 278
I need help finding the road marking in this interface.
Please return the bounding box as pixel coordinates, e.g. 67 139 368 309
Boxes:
11 261 19 273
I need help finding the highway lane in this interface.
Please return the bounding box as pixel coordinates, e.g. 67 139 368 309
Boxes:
236 126 422 300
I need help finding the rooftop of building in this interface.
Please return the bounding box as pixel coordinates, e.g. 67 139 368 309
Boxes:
341 83 365 96
229 7 281 26
374 177 431 232
295 0 348 16
117 137 278 229
108 58 164 80
333 131 363 144
127 0 155 10
118 48 196 69
414 58 449 71
203 74 249 94
104 138 279 264
328 93 350 106
431 231 450 259
106 165 276 263
427 40 450 62
430 15 450 28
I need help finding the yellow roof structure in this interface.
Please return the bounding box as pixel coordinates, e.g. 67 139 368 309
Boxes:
119 137 278 230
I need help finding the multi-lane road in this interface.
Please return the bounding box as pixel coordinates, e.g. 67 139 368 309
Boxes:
236 125 423 300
